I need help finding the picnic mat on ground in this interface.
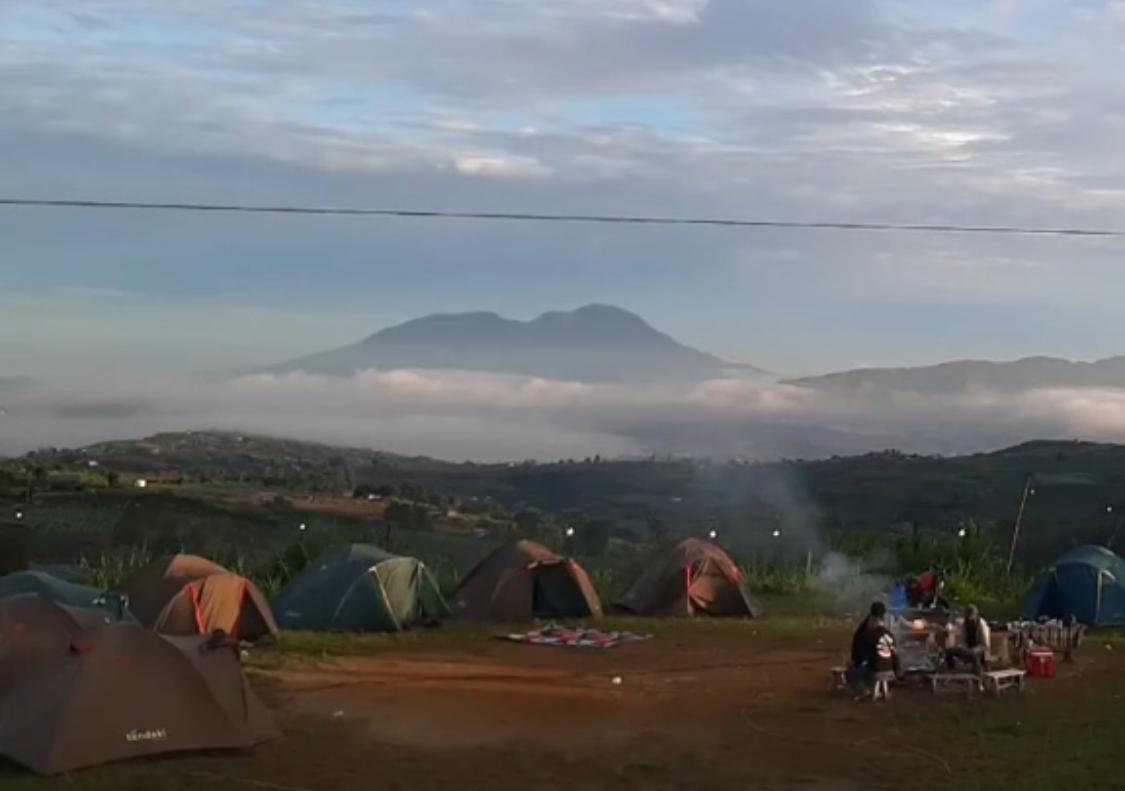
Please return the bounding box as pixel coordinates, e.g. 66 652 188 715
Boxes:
499 624 653 649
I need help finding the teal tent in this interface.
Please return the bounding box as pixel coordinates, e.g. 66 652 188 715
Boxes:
271 544 450 632
1020 545 1125 626
0 570 135 623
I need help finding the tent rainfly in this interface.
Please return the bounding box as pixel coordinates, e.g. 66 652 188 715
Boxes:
0 597 118 703
0 570 134 623
615 538 760 618
123 555 278 642
271 544 450 632
1021 545 1125 627
451 540 602 622
0 625 278 774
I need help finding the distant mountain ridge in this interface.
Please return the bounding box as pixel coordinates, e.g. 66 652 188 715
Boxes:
265 304 761 383
787 356 1125 394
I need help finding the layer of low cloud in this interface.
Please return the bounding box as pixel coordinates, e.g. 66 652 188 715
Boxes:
5 368 1125 462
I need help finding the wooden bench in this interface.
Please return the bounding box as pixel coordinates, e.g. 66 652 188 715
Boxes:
930 673 982 698
983 668 1026 696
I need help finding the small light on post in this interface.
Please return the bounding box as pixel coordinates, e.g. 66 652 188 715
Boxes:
565 527 575 538
708 529 718 540
298 523 307 533
958 528 967 538
771 529 781 538
14 511 23 521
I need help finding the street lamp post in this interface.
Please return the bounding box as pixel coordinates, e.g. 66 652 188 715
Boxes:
1006 477 1035 574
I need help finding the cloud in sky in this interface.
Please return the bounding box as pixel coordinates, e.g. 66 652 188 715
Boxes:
4 0 1125 379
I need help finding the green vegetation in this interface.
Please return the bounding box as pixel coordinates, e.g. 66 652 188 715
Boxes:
11 432 1125 614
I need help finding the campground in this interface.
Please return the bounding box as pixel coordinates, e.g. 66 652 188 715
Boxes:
4 613 1125 791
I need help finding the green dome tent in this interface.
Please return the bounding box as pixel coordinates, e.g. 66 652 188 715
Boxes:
0 570 135 623
1021 545 1125 626
271 544 450 632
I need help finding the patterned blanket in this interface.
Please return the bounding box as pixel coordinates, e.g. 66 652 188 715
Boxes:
500 624 653 649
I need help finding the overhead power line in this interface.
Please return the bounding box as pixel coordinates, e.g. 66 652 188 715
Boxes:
0 197 1122 237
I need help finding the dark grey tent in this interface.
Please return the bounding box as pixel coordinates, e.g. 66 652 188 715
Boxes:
0 625 278 774
450 541 603 622
271 544 450 632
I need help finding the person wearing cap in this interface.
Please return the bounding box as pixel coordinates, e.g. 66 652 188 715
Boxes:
945 604 991 675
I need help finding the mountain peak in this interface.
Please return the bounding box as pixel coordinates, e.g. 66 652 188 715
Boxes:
266 305 747 383
535 303 648 323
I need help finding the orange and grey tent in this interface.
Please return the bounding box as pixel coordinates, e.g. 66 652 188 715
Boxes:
615 538 760 617
123 554 278 642
0 596 116 702
0 625 278 774
450 540 602 621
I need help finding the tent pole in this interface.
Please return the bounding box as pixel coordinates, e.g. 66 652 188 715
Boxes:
1007 477 1033 574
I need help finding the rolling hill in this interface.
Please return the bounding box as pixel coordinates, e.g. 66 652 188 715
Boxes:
787 356 1125 394
13 431 1125 566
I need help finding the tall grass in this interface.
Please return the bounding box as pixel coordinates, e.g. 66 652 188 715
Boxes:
740 560 811 595
79 546 152 590
891 519 1031 608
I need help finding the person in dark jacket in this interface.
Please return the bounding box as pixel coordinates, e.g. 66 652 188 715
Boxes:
850 602 900 691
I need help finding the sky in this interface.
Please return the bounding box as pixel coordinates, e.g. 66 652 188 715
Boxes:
6 1 1125 459
4 0 1125 378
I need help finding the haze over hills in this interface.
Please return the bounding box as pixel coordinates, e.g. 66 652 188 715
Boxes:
787 356 1125 395
265 304 760 383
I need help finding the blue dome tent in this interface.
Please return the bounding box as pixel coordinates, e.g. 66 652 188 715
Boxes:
1020 545 1125 627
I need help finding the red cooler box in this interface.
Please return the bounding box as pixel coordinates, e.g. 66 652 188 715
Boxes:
1026 646 1056 678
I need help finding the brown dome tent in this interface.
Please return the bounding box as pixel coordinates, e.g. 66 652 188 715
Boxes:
0 624 278 775
123 554 278 642
0 597 116 702
451 541 603 621
616 538 760 617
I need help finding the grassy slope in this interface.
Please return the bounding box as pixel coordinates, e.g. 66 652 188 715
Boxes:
17 434 1125 560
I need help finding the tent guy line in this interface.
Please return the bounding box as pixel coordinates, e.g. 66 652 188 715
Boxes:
1 198 1124 238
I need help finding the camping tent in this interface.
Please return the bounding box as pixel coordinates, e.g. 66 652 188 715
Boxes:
271 544 450 632
0 625 278 774
616 538 760 617
123 555 278 642
450 540 602 622
0 570 134 623
0 597 117 702
1020 545 1125 626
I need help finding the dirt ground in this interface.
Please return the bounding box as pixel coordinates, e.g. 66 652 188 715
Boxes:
4 620 1125 791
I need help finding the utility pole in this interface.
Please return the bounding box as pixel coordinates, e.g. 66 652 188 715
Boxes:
1007 476 1033 574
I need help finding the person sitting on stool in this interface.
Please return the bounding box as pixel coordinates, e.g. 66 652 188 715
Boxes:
945 604 991 675
850 601 900 693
